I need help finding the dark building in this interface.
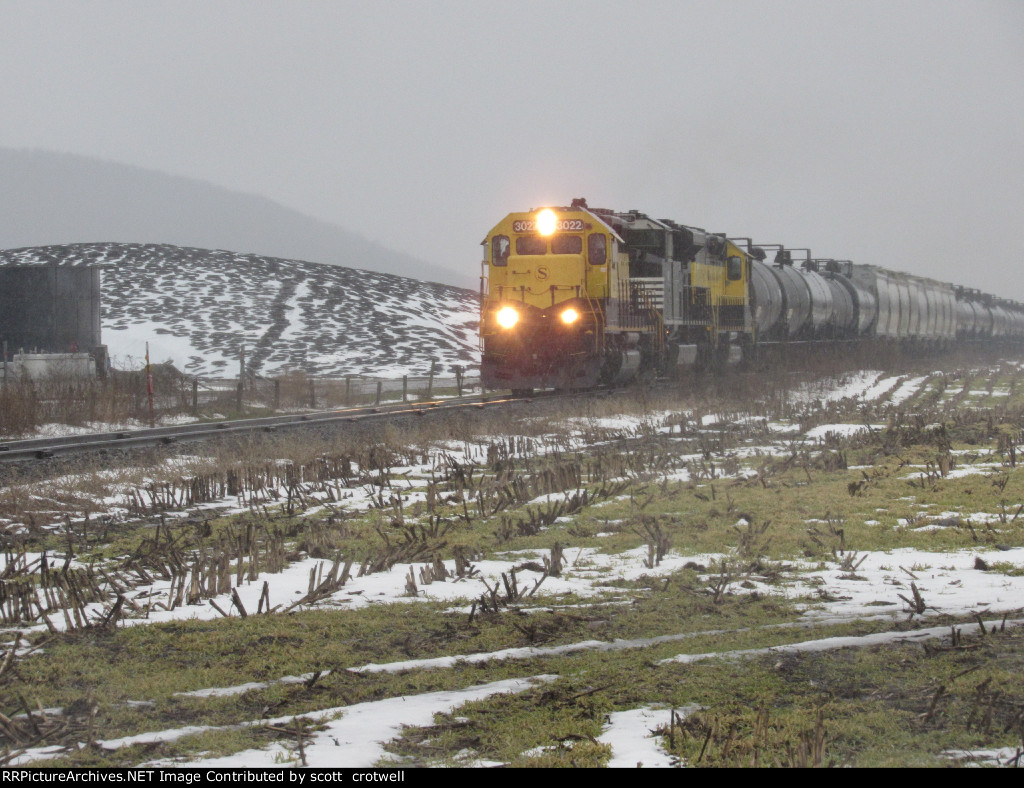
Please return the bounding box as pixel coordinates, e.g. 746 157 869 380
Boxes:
0 263 103 356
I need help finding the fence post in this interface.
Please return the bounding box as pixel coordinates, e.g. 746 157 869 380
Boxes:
456 365 463 398
309 379 316 408
274 379 280 410
375 380 382 406
235 345 245 414
426 361 437 398
146 342 155 428
402 375 408 403
345 375 352 406
192 378 198 415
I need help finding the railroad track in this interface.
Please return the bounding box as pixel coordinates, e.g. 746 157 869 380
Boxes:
0 375 686 466
0 392 530 463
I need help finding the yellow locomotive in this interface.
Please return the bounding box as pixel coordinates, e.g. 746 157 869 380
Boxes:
479 198 751 392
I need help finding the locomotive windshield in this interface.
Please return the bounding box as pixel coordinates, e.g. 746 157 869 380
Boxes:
515 237 547 255
551 235 582 254
510 235 584 256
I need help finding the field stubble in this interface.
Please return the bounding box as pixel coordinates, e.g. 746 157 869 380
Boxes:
2 351 1024 767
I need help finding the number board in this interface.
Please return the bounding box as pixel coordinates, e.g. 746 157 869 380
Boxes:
512 218 584 233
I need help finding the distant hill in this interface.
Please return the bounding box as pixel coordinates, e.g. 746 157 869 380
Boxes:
0 148 469 287
0 243 480 378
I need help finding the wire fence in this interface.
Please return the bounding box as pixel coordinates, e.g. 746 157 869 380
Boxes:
0 360 483 438
196 364 483 412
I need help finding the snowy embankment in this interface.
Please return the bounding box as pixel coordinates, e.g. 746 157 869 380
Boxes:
1 243 480 378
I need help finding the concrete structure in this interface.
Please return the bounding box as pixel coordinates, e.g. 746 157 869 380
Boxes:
0 264 103 357
3 352 99 382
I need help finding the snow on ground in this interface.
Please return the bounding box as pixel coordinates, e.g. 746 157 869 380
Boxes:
17 538 1014 676
6 362 1024 766
5 545 725 634
6 383 1024 638
659 617 1024 666
943 747 1024 768
174 674 323 699
10 676 557 768
343 616 879 677
565 411 676 434
860 375 902 402
787 370 938 410
803 423 873 440
26 415 202 439
784 546 1024 621
598 706 682 768
890 376 929 405
900 462 1003 482
342 546 1024 676
790 370 893 405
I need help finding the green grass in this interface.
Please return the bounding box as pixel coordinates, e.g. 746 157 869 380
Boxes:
4 352 1024 767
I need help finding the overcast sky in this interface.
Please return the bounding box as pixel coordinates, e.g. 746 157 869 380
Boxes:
1 0 1021 293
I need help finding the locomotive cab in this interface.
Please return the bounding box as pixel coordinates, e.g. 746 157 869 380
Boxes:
480 204 660 390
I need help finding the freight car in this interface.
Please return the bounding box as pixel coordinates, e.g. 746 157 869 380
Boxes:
479 199 1024 392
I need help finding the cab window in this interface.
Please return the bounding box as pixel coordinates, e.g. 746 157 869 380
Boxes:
551 235 583 254
491 235 510 266
516 236 547 255
588 233 607 265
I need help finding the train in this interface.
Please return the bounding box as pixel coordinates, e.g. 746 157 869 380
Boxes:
479 198 1024 392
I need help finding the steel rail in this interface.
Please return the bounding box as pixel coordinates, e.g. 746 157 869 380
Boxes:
0 392 528 463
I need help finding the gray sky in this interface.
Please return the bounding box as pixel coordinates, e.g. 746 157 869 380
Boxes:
1 0 1022 293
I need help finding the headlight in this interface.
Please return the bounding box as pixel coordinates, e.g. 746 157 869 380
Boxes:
560 308 580 325
536 208 557 236
496 306 519 329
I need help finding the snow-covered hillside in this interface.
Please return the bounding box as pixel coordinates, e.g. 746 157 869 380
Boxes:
0 243 480 377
